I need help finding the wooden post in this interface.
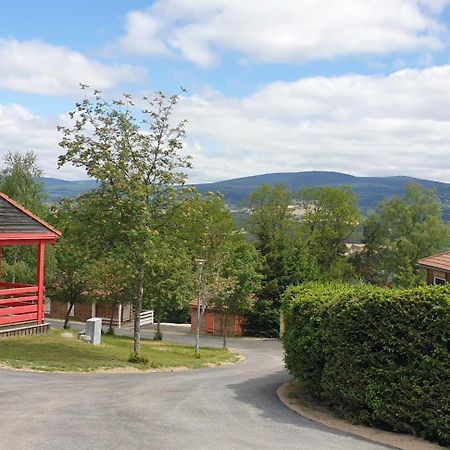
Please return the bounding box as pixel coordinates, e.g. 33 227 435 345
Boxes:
36 241 45 325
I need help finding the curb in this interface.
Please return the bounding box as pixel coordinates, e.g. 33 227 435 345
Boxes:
277 382 444 450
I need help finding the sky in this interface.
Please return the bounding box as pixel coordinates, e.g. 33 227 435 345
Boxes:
2 0 450 183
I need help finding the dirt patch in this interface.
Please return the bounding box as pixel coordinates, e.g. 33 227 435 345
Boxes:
277 381 444 450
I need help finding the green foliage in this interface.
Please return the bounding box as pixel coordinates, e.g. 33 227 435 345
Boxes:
153 331 163 341
357 183 450 285
298 185 360 275
47 199 94 327
0 151 45 212
282 283 450 446
128 352 150 365
58 88 192 354
244 184 295 304
243 299 280 338
0 151 49 284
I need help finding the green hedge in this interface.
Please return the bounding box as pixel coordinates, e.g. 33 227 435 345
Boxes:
282 283 450 446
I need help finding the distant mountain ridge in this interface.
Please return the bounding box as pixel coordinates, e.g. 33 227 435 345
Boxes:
39 171 450 220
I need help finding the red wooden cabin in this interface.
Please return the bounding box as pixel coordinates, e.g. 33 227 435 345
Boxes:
0 193 60 331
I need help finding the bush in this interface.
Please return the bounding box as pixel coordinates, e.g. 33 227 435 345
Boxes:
128 352 149 365
281 282 353 397
243 299 280 337
282 283 450 446
153 330 163 341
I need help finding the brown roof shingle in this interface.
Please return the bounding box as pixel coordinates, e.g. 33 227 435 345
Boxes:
417 251 450 273
0 192 61 237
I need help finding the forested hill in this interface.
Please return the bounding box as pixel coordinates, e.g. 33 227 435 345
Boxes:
195 171 450 219
39 171 450 219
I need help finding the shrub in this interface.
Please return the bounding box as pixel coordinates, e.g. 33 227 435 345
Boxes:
128 352 149 365
243 299 279 337
282 283 450 446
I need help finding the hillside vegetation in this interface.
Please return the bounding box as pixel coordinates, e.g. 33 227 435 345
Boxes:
40 171 450 220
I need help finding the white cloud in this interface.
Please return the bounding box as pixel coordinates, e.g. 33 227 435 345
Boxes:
0 39 145 96
118 0 450 67
176 65 450 183
0 104 85 179
4 64 450 185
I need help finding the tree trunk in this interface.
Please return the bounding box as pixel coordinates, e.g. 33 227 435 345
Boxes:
157 319 161 335
109 304 115 334
64 302 74 329
133 268 144 355
223 311 228 349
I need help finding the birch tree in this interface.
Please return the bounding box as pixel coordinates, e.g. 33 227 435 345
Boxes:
58 87 191 359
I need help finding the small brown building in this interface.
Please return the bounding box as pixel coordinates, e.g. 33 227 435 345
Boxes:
190 302 244 337
417 251 450 285
48 300 131 327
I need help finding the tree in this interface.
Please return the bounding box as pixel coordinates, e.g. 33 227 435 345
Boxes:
0 151 45 212
58 87 191 358
83 253 134 334
243 184 321 337
182 193 239 354
172 192 261 351
298 185 360 278
49 199 92 329
357 183 450 286
0 151 47 283
211 234 261 348
143 236 194 340
244 184 294 304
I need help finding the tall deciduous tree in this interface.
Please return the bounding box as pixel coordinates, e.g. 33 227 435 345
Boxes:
357 183 450 286
143 236 195 340
244 184 294 304
212 234 261 348
0 151 47 283
58 87 191 357
0 151 45 212
48 199 92 329
243 184 321 337
298 185 360 278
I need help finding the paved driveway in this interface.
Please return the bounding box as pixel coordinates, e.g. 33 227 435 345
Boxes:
0 324 391 450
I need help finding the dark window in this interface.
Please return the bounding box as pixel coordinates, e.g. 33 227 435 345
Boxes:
434 277 446 285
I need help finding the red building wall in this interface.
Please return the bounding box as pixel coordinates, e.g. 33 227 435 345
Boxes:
190 303 244 336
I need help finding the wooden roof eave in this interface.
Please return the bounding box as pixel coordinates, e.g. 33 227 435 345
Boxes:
415 262 450 275
0 192 61 237
0 233 59 246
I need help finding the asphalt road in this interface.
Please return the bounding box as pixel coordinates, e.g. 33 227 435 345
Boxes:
0 323 391 450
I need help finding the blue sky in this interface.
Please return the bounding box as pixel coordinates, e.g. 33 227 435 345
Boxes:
1 1 450 183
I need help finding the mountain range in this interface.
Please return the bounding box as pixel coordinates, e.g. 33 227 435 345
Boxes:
40 171 450 220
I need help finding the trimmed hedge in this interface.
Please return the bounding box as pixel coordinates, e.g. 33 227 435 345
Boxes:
282 283 450 446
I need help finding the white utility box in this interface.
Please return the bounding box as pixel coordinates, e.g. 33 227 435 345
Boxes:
85 317 102 345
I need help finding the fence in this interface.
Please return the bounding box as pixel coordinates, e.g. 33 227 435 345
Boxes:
140 310 154 326
0 282 39 326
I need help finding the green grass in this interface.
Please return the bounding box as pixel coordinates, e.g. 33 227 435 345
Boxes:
0 330 239 372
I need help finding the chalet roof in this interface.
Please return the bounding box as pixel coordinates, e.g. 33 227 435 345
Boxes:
0 192 61 237
416 251 450 273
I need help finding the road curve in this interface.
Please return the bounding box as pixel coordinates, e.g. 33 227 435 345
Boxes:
0 328 391 450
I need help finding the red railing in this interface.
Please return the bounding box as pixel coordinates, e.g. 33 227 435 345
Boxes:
0 282 39 326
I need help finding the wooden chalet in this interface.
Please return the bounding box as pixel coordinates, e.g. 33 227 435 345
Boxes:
0 193 60 336
190 301 244 337
417 251 450 285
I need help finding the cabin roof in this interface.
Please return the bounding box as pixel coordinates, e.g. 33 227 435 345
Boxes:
416 251 450 273
0 192 61 237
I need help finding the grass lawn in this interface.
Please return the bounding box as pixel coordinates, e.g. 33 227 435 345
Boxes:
0 329 239 372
